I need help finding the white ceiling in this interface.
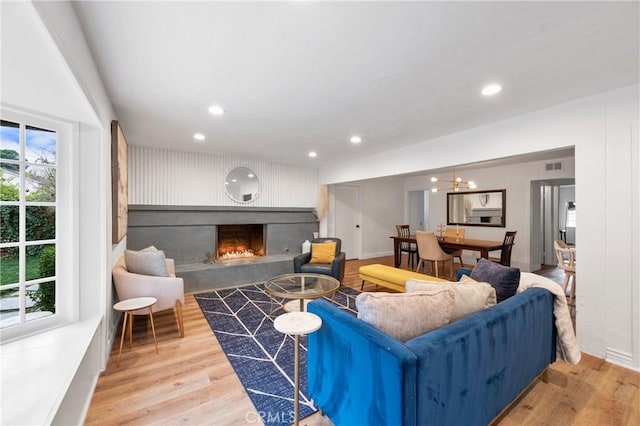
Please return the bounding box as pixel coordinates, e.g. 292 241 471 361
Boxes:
73 1 638 168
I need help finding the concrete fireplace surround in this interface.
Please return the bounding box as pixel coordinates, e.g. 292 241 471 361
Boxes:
127 205 319 293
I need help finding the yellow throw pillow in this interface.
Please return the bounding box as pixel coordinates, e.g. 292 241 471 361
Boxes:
310 242 336 264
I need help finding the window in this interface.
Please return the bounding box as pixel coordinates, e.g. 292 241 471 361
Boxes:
565 201 576 228
0 110 73 340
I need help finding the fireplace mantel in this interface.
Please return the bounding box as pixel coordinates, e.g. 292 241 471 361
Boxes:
127 205 319 292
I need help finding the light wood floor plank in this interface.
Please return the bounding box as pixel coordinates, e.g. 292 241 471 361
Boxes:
86 256 639 425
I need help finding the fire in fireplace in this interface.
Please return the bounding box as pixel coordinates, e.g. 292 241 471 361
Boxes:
216 224 265 260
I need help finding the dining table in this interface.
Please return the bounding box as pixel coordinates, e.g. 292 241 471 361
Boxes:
390 235 505 268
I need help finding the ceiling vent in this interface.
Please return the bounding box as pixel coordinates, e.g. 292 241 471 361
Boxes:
545 161 563 171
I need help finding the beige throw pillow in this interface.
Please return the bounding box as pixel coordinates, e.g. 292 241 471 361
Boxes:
124 249 169 277
405 279 497 322
355 289 455 342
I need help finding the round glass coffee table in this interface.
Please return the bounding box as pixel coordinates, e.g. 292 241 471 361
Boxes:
265 273 340 313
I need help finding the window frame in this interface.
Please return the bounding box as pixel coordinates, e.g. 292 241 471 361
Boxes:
0 107 77 342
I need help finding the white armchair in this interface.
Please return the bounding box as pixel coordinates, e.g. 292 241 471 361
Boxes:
112 254 185 337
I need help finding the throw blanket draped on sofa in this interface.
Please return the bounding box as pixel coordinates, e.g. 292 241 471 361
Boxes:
518 272 581 364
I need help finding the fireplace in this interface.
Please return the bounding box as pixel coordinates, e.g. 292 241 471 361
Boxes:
216 224 265 260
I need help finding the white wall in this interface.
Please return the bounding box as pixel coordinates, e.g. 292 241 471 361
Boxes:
129 146 318 207
320 85 640 371
1 1 119 423
325 177 405 259
427 156 575 270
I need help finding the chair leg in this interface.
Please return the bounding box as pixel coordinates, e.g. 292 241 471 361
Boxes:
174 300 184 337
361 280 365 291
435 261 439 278
450 259 454 279
415 259 423 273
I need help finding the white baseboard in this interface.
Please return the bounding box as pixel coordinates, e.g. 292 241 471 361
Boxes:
358 250 394 260
606 347 638 371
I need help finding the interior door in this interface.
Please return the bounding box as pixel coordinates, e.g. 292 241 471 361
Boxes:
335 184 360 259
408 190 426 231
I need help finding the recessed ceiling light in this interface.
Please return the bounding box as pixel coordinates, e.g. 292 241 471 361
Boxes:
308 151 317 158
193 133 205 141
208 105 225 115
481 84 502 96
350 136 362 144
248 173 254 178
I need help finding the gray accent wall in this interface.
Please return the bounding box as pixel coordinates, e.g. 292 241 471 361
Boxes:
127 205 319 292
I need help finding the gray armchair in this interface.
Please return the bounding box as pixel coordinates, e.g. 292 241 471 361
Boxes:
293 237 346 282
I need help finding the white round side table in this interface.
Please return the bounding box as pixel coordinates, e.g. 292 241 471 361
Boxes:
113 296 159 367
273 311 322 426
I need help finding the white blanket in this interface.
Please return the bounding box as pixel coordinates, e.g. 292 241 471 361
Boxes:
518 272 581 364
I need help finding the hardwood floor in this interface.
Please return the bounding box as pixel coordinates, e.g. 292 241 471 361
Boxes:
85 256 638 425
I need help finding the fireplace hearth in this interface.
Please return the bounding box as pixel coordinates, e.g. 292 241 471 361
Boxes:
216 224 265 260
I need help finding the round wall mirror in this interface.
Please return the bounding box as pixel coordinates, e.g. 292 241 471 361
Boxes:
225 167 260 203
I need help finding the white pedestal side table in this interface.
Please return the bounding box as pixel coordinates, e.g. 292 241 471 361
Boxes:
273 311 322 426
113 296 159 367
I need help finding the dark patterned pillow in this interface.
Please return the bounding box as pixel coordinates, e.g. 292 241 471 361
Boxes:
470 259 520 302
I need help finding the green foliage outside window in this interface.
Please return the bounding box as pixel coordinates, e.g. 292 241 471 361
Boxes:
31 246 55 313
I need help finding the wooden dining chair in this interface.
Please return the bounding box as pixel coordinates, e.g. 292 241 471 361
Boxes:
415 230 454 279
444 227 465 266
396 225 417 269
489 231 517 267
554 239 576 303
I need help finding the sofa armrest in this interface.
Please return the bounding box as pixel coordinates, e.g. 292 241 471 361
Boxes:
307 299 418 426
165 258 176 276
292 252 311 272
331 252 346 282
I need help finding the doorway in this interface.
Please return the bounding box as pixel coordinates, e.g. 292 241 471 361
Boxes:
530 178 575 270
408 190 429 232
334 184 360 260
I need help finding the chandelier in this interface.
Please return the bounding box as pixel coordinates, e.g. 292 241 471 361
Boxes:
430 171 477 193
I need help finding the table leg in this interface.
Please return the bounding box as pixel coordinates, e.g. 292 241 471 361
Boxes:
394 239 401 268
149 308 159 354
480 249 489 259
117 312 129 367
294 334 300 426
128 312 134 350
299 298 304 312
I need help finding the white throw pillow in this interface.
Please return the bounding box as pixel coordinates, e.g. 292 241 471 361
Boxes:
405 279 497 322
124 249 168 277
355 289 455 342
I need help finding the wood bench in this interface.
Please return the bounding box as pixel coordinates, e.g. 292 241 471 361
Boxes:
359 264 448 292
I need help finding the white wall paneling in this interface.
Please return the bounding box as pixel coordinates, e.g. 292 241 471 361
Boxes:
129 146 318 207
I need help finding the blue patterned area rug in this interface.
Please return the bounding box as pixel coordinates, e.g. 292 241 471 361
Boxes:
195 284 359 426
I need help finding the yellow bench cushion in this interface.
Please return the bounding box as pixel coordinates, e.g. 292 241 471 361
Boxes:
359 264 448 292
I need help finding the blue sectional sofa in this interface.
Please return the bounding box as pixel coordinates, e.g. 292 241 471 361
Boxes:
307 287 556 425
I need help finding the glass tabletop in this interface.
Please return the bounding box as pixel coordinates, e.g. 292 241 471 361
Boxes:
264 273 340 299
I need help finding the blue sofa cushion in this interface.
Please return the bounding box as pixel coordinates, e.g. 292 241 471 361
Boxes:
470 258 520 302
